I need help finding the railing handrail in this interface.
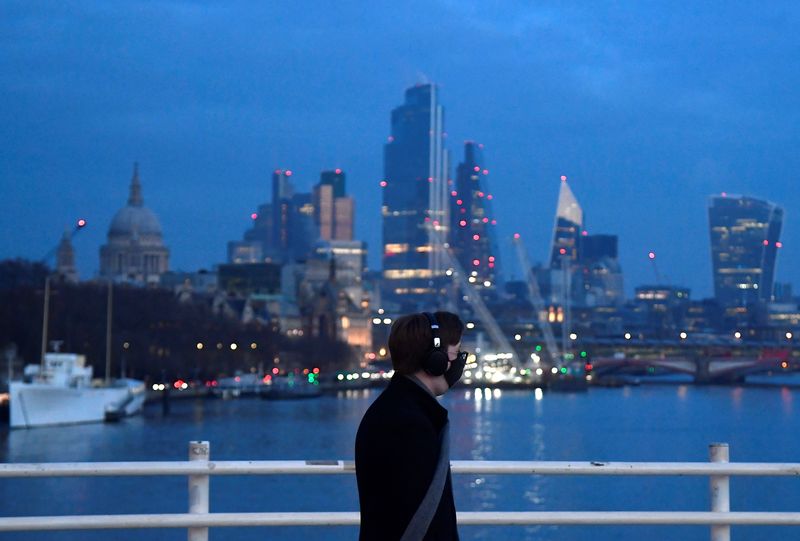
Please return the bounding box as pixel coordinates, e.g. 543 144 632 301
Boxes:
2 459 800 477
3 511 800 532
2 442 797 541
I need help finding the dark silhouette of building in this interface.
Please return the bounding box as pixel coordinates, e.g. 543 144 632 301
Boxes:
708 194 783 307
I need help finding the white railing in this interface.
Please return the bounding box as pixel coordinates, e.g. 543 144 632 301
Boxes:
2 442 800 541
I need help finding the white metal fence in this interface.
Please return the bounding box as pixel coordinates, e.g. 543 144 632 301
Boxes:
2 441 800 541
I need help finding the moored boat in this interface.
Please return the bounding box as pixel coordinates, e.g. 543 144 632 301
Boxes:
9 353 145 428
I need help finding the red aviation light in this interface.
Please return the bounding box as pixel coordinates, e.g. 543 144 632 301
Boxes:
482 169 489 175
424 217 431 223
472 259 480 266
76 218 87 228
491 220 497 225
335 168 342 174
776 242 783 248
460 208 466 214
451 190 458 197
285 170 293 177
459 220 467 227
380 180 388 187
487 194 493 200
427 177 434 183
648 252 656 260
473 234 480 241
561 175 567 181
559 248 567 255
482 217 489 223
274 169 282 175
513 233 521 239
387 135 394 142
433 220 440 227
477 191 484 197
251 213 258 220
473 166 480 172
272 367 279 375
763 240 769 246
456 199 463 205
488 256 495 262
582 230 588 236
488 262 495 268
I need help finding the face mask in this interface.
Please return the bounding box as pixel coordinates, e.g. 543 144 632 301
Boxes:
445 350 468 388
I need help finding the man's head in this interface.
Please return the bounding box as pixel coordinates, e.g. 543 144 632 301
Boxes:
388 311 464 394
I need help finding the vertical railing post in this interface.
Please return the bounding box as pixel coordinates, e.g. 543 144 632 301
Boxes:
188 441 210 541
709 442 730 541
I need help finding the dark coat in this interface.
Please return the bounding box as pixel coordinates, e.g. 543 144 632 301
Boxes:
355 374 459 541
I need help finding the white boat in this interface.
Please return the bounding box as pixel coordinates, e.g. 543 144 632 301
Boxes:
9 353 146 428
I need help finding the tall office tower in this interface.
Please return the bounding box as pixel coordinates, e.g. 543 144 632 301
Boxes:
450 141 499 284
709 194 783 306
271 169 295 252
549 176 583 269
314 169 354 241
382 84 449 304
579 234 624 306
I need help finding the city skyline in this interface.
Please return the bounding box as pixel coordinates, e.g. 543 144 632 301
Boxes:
2 2 799 298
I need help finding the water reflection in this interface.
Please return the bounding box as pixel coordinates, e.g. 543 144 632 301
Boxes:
781 386 793 416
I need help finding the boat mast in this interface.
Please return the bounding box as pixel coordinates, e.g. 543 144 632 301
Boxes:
39 276 51 376
105 280 113 385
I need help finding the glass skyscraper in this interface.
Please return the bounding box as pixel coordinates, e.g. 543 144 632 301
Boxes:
381 84 449 305
450 141 499 285
708 194 783 306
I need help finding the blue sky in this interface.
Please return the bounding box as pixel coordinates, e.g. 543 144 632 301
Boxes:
2 1 798 298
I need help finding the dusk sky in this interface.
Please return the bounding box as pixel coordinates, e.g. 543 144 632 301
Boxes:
2 2 798 298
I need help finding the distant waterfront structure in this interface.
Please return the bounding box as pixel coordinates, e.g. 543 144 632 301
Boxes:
450 141 499 287
99 164 169 285
708 194 783 307
381 83 449 305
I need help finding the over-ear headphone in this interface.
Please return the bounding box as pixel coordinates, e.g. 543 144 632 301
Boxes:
422 312 449 376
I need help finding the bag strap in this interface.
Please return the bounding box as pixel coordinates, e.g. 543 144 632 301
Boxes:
399 420 450 541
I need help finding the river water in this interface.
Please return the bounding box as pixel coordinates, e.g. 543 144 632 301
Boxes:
1 382 798 541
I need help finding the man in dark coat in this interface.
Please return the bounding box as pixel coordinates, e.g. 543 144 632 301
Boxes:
355 311 467 541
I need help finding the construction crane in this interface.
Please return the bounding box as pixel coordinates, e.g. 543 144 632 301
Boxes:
429 225 521 369
648 251 664 284
512 233 561 366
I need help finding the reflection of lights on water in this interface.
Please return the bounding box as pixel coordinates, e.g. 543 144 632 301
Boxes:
677 385 688 400
534 388 544 401
493 389 502 399
474 388 483 400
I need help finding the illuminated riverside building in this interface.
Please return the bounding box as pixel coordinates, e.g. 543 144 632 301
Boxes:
450 141 499 286
708 194 783 307
381 84 449 305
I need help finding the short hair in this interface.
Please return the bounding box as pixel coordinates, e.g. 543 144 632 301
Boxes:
388 311 464 375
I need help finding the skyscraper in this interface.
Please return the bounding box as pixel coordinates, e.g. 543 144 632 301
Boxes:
450 141 499 285
314 169 354 241
708 194 783 306
549 176 583 269
381 84 449 304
